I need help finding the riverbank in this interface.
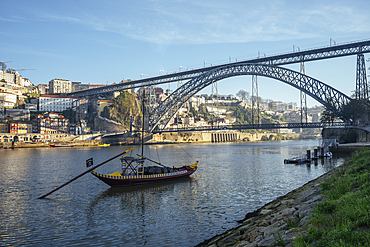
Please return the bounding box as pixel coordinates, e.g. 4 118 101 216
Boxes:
0 140 101 148
0 131 308 149
197 148 370 246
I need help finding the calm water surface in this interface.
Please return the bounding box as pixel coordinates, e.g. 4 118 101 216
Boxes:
0 140 348 246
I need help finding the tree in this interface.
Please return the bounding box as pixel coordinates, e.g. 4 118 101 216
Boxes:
340 99 369 125
236 89 249 101
320 99 338 123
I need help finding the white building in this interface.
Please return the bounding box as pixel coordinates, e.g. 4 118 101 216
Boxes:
189 96 206 111
49 79 72 94
39 95 79 112
21 78 33 88
0 69 22 85
0 92 17 108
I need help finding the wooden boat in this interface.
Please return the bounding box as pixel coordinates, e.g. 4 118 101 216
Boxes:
91 153 198 186
90 92 198 186
50 144 75 147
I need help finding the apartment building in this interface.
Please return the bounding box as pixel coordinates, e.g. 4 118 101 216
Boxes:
32 112 69 134
49 79 72 94
8 122 32 134
39 95 80 112
0 91 17 108
0 122 8 133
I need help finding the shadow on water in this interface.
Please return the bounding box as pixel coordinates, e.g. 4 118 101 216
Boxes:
94 177 193 199
87 176 195 211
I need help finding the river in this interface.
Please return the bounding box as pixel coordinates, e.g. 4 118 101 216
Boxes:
0 140 348 246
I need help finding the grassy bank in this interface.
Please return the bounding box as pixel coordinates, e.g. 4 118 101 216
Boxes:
294 147 370 246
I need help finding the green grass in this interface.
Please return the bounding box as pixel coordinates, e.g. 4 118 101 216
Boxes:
294 147 370 247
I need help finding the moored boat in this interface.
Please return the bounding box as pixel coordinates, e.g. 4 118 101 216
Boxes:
284 157 309 164
50 144 75 147
91 154 198 186
97 143 111 147
90 91 198 186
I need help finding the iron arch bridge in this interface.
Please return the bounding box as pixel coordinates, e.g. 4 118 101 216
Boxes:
149 63 351 132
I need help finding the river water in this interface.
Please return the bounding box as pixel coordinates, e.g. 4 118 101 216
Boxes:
0 140 348 246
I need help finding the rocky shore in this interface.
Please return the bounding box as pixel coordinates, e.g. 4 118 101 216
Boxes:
197 163 347 247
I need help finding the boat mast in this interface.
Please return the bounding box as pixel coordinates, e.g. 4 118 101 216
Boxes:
141 91 145 157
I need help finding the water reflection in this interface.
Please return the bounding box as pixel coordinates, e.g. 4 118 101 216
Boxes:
0 141 350 246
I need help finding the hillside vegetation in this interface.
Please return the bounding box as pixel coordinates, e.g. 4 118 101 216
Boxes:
101 91 142 127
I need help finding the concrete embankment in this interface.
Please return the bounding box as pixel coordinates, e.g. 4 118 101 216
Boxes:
329 142 370 153
152 132 300 143
196 163 348 247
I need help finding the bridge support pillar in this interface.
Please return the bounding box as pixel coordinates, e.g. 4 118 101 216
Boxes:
356 53 368 100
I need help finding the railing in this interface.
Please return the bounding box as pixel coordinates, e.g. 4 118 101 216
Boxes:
152 122 350 133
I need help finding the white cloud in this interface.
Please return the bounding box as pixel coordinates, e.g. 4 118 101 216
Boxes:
32 0 370 45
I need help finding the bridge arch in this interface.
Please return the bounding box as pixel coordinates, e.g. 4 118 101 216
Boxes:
149 63 351 131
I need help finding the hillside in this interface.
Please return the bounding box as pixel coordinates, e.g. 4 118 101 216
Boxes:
100 91 142 128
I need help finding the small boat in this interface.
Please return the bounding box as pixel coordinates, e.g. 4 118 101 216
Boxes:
90 92 198 186
50 144 75 147
97 143 111 147
284 157 309 164
319 151 332 158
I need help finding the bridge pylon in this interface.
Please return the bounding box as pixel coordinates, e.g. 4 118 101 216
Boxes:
356 53 368 100
251 75 259 124
300 60 308 123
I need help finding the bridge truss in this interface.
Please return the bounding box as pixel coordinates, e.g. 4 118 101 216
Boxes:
152 122 349 133
149 63 351 131
68 39 370 98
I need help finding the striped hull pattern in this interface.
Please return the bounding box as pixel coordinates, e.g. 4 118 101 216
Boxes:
90 165 197 186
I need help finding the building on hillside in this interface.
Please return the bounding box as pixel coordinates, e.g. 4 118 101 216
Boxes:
32 112 69 134
0 122 8 133
21 78 33 88
6 109 30 121
39 95 80 112
49 79 72 94
8 122 32 134
0 91 17 108
0 69 22 85
189 96 206 111
88 84 106 90
269 101 288 111
36 84 48 94
72 82 89 92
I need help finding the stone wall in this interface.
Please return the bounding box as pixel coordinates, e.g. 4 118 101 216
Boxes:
94 116 128 132
322 126 370 143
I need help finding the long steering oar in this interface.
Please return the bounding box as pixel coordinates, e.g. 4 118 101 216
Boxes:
38 148 133 199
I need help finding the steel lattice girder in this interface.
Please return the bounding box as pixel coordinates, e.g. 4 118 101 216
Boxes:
152 121 349 133
149 63 351 131
68 40 370 98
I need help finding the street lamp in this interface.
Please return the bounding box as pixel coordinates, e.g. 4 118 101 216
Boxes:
258 51 266 58
293 45 300 52
330 38 336 46
140 73 149 78
179 66 188 71
229 56 237 63
204 61 212 68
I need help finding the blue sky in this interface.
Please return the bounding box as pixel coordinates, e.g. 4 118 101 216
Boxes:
1 0 370 107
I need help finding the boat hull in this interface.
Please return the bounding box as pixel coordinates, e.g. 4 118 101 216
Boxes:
91 165 197 186
50 144 75 147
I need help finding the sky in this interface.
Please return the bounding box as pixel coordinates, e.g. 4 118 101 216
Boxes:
1 0 370 107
